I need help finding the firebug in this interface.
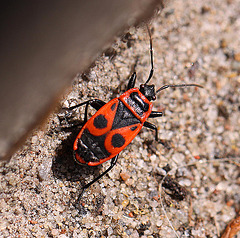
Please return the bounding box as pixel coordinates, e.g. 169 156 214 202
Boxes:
66 27 202 201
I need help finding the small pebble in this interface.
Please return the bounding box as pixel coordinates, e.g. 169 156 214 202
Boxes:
122 199 129 207
120 172 130 181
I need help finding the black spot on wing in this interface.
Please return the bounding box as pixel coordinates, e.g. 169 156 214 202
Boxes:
111 133 125 148
93 114 108 129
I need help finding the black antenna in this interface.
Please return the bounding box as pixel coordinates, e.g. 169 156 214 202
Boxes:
145 25 154 85
156 84 203 94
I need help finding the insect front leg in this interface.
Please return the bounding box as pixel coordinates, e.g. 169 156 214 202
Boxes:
127 72 137 90
77 155 119 202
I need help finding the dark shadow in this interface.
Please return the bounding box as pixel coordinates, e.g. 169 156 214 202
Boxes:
51 125 104 210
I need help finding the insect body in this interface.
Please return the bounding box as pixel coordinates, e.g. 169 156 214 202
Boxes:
68 28 202 200
74 87 153 166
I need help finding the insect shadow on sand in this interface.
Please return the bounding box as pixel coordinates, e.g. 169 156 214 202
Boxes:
51 123 105 209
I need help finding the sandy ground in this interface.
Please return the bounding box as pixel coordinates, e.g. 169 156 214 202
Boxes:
1 0 240 237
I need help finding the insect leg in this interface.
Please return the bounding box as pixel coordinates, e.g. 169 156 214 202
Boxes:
65 99 106 124
143 121 169 148
143 121 159 141
82 99 106 124
77 155 119 202
67 99 106 111
127 72 137 90
149 111 163 118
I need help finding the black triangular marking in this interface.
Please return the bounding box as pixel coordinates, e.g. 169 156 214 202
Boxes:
111 101 140 130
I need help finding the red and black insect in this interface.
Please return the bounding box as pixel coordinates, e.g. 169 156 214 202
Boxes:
67 28 202 200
